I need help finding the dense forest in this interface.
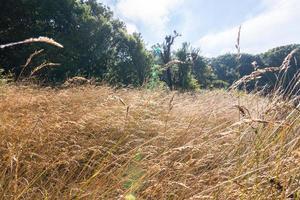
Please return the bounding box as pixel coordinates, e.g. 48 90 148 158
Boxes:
1 0 299 92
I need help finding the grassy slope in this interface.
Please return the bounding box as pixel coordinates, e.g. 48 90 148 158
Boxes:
0 85 299 199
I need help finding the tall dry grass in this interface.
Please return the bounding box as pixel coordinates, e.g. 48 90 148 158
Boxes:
1 37 63 82
0 84 299 199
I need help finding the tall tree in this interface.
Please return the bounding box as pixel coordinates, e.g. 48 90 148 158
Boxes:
153 31 181 89
0 0 152 85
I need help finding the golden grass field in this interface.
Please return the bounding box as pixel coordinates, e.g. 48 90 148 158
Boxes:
0 85 299 199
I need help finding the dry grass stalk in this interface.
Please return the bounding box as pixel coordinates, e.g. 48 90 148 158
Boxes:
1 37 63 81
0 37 64 49
235 25 242 59
17 49 45 81
29 62 61 76
230 48 299 90
279 48 299 71
163 60 186 70
230 67 280 90
22 49 45 68
233 105 251 117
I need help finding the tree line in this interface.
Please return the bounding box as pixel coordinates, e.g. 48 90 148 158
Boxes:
0 0 299 92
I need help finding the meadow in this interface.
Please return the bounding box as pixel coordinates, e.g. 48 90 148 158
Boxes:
0 85 299 199
1 1 300 199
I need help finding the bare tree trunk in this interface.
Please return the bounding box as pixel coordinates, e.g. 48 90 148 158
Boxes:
166 67 173 90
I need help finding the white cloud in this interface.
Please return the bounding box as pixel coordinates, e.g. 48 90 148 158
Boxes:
109 0 183 39
197 0 300 57
125 22 138 34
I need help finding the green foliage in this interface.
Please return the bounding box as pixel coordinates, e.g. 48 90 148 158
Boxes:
173 42 199 90
105 33 153 86
1 0 299 92
209 54 239 86
151 40 211 91
210 44 300 93
146 64 167 89
210 53 263 87
257 44 300 94
192 55 216 89
260 44 300 67
0 69 5 85
171 43 218 90
210 79 229 89
152 31 181 89
0 68 13 85
125 194 136 200
0 0 152 86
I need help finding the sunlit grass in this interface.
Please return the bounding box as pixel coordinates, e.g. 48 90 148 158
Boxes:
0 85 299 199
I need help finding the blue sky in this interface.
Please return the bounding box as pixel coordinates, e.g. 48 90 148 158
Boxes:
100 0 300 57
